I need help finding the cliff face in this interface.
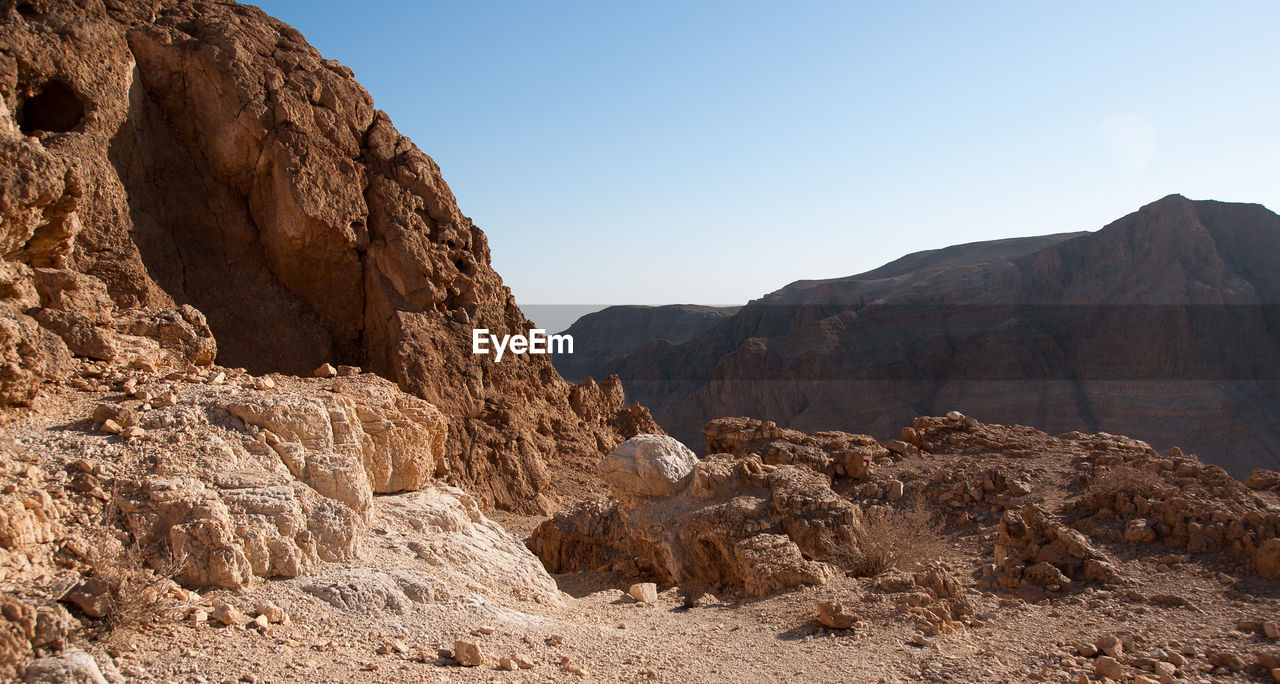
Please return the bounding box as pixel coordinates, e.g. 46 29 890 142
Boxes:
0 0 656 513
589 196 1280 476
552 304 739 383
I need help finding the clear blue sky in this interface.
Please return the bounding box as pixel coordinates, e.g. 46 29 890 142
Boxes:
253 1 1280 314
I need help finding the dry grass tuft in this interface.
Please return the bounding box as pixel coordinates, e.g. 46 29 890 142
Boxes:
844 497 946 577
1087 464 1167 506
82 498 190 640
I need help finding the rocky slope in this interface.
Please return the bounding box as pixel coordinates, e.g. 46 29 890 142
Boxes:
552 304 739 383
0 0 657 514
587 196 1280 476
8 359 1280 681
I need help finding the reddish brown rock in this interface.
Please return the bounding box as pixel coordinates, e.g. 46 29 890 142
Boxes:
0 0 657 511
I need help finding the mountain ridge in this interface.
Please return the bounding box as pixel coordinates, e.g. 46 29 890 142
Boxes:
572 194 1280 475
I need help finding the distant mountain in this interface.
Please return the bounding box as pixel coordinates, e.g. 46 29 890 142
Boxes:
569 195 1280 476
553 304 739 383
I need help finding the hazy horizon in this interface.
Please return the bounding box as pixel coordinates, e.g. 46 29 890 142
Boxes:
252 1 1280 312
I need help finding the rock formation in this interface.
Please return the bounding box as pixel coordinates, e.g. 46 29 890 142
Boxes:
574 196 1280 476
0 360 565 677
532 433 869 598
0 0 658 513
552 304 739 383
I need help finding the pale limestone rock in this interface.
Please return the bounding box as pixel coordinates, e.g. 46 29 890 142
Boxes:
230 374 447 497
628 582 657 604
379 487 561 605
601 434 697 502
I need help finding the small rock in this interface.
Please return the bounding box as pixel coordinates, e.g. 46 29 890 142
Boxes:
629 583 658 604
498 657 517 671
250 614 269 631
100 419 122 435
547 634 565 646
886 480 905 501
122 426 145 439
190 608 208 625
255 601 288 625
154 392 178 407
253 376 276 391
559 656 587 676
1266 622 1280 640
1095 655 1124 680
514 655 535 669
1076 643 1098 657
453 640 483 667
472 625 495 635
816 601 856 629
313 363 337 378
64 577 111 619
1097 635 1124 659
208 371 226 385
1153 661 1177 677
211 602 245 626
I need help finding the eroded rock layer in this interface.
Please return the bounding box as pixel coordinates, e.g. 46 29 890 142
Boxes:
0 0 657 512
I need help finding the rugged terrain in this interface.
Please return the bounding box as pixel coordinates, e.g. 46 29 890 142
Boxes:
4 1 1280 683
576 197 1280 476
0 0 657 515
7 362 1280 683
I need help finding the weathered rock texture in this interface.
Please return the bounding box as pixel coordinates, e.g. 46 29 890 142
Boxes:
577 196 1280 476
704 416 885 480
532 434 867 598
0 0 657 512
0 356 569 677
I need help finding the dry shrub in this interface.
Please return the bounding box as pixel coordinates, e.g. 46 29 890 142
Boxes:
1087 464 1166 507
83 498 190 639
844 497 945 577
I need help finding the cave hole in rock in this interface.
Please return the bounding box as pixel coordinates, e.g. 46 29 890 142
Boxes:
16 2 38 18
19 80 84 134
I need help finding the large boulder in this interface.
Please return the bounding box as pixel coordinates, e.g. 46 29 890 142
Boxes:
601 434 698 502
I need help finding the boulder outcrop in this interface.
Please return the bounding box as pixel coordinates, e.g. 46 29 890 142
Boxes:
532 434 867 598
0 0 657 513
703 416 885 480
